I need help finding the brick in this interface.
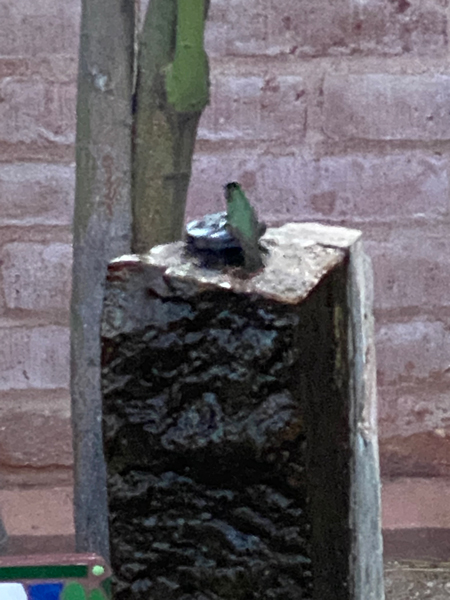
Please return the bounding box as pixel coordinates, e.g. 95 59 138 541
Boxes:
0 78 76 147
0 326 69 390
198 74 306 142
32 56 78 83
304 154 448 221
378 387 450 439
0 59 28 78
376 321 450 386
365 232 450 311
0 57 78 83
380 430 450 478
382 478 450 530
0 488 74 536
0 2 80 57
324 74 450 141
0 141 75 163
0 411 72 469
187 152 447 223
0 164 74 226
1 243 72 311
187 153 304 219
205 0 447 58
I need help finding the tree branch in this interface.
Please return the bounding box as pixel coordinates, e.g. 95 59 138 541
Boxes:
131 0 210 253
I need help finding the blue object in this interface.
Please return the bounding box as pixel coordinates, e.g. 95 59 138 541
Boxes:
0 582 27 600
29 582 64 600
186 212 239 251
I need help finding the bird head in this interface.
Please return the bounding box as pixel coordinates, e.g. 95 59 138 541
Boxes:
224 182 240 202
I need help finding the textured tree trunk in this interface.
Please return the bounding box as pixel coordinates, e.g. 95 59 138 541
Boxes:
132 0 210 253
70 0 135 560
72 0 211 559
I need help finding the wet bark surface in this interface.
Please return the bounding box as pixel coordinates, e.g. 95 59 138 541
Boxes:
102 274 350 598
103 287 315 599
101 224 383 600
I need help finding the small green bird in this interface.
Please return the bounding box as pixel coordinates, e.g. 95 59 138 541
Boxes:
224 182 265 272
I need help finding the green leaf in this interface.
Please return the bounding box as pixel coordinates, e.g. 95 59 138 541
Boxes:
61 582 87 600
88 589 108 600
165 0 209 112
101 577 112 598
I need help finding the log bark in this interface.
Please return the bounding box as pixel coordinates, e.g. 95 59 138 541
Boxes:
70 0 135 560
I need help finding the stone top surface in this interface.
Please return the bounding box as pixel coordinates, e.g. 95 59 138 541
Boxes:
109 223 361 304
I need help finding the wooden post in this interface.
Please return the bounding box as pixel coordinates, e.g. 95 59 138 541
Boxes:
101 223 384 599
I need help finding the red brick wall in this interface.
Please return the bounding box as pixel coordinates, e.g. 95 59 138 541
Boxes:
0 0 78 487
190 0 450 481
0 0 449 488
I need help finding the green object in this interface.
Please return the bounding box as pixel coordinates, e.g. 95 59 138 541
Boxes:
165 0 209 112
0 565 88 581
101 577 112 598
225 182 265 272
88 589 108 600
92 565 105 577
61 581 87 600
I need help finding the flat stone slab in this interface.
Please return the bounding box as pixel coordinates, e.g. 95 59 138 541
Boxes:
108 223 351 304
